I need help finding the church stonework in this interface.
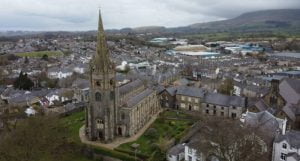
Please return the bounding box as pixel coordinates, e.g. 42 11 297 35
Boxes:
86 12 161 143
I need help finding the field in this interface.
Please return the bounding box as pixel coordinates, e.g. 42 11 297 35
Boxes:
16 51 63 57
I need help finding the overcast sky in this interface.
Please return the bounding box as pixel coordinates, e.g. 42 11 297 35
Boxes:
0 0 299 31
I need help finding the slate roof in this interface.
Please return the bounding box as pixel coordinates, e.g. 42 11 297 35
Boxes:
72 78 89 89
125 89 153 108
166 86 178 96
167 144 185 156
254 99 269 112
287 153 300 160
275 130 300 149
244 111 284 137
119 79 143 96
284 78 300 94
204 93 246 107
282 104 300 121
176 86 205 98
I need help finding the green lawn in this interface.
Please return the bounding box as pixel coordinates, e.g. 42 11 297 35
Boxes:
62 111 85 143
16 51 63 57
61 110 194 161
118 111 194 157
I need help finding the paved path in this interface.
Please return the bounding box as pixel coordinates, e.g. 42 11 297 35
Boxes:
79 109 163 150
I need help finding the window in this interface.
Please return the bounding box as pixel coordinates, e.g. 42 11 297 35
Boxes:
110 91 115 100
232 106 236 109
282 143 287 149
231 113 237 119
95 92 101 101
188 148 192 154
188 97 192 102
214 105 216 109
221 107 224 110
181 103 185 108
110 79 114 86
206 104 209 107
195 98 198 103
188 156 192 161
221 112 224 116
96 81 101 87
181 96 185 101
165 102 169 107
206 109 209 114
213 110 216 115
280 153 286 161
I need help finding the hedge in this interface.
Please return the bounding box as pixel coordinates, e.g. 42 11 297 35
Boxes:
91 145 142 161
114 147 150 160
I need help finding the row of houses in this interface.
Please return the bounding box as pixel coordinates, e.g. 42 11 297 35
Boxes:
160 86 246 119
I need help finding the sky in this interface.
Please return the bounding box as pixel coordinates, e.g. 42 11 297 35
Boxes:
0 0 299 31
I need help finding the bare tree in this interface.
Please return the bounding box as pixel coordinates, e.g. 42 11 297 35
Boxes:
194 117 269 161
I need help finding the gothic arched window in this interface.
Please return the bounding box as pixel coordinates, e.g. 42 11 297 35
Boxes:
95 92 101 102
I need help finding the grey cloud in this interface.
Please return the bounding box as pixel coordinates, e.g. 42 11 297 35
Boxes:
0 0 299 31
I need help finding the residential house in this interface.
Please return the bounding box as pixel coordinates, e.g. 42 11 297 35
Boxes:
202 93 246 119
167 144 185 161
272 130 300 161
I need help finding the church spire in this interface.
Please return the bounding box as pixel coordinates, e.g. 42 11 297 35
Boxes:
94 10 112 72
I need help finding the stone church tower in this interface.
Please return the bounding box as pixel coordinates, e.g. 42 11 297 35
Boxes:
86 11 118 143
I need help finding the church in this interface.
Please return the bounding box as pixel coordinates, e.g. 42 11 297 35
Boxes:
85 12 161 143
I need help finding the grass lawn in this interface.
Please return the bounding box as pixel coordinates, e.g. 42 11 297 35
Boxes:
61 111 85 143
118 110 194 156
16 51 63 57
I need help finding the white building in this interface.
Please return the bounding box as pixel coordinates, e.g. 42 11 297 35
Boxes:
167 144 185 161
272 129 300 161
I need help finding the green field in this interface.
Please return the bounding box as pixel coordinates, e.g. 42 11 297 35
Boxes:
16 51 63 57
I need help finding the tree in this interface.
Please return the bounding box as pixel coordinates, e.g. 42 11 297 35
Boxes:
13 71 34 90
0 116 83 161
41 54 49 61
218 78 234 95
195 118 268 161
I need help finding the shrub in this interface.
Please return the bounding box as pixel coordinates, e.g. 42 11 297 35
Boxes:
144 128 159 140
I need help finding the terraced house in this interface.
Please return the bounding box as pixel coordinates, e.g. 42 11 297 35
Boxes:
161 86 247 119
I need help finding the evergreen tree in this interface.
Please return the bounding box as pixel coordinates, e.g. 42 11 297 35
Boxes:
13 71 34 90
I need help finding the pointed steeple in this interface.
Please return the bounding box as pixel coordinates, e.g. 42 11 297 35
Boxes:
94 10 112 73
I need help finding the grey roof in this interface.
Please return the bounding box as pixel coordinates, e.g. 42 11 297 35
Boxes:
275 130 300 149
204 93 246 107
254 99 269 112
287 152 300 160
282 104 300 121
284 78 300 94
167 144 185 156
244 111 284 138
119 79 143 96
166 86 178 96
176 86 205 98
125 89 153 108
72 78 89 89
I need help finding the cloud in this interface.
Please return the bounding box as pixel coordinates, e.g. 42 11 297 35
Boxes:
0 0 299 31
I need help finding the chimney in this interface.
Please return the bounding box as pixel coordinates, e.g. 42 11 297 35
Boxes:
282 117 287 135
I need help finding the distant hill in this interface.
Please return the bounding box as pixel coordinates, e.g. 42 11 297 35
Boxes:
127 9 300 34
188 9 300 30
